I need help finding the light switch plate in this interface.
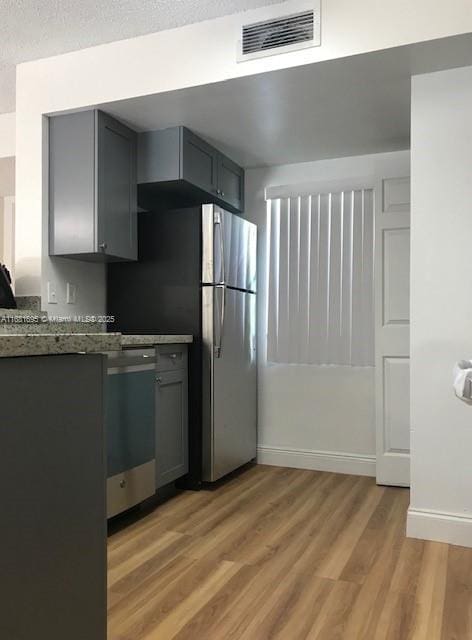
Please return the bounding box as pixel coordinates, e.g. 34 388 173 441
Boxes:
47 281 57 304
66 283 77 305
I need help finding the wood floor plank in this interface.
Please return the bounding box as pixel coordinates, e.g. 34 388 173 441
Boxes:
109 559 235 639
306 579 361 639
246 473 359 568
108 530 188 588
108 555 197 628
339 488 399 585
184 468 317 563
341 489 408 639
440 546 472 639
170 563 260 640
314 483 385 580
141 560 241 640
107 466 472 640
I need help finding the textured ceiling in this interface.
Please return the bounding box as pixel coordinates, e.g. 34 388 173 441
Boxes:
0 0 285 113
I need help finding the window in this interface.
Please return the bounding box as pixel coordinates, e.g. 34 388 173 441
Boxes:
266 187 374 366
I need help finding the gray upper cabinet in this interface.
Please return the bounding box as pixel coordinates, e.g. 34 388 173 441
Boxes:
181 128 218 196
155 345 189 489
217 152 245 212
49 109 137 262
137 126 245 213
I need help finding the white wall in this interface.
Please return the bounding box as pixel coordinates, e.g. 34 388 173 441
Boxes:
0 155 15 273
2 197 15 279
0 113 15 159
0 198 4 261
408 66 472 547
14 0 472 313
245 149 410 475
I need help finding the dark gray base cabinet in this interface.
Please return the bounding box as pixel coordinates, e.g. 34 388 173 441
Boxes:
0 354 107 640
155 345 189 489
138 126 245 214
49 109 137 262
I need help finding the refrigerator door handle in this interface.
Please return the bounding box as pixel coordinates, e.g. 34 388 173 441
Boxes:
214 285 226 358
214 210 226 285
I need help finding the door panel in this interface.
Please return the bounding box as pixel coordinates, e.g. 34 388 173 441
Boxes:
106 369 155 477
202 287 257 481
383 357 410 452
217 153 244 212
181 128 218 195
97 111 137 260
155 369 189 488
375 176 411 486
383 228 410 324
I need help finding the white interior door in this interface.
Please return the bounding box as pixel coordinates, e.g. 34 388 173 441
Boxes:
375 177 411 486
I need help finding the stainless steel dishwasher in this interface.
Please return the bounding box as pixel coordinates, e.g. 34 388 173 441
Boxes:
105 348 156 518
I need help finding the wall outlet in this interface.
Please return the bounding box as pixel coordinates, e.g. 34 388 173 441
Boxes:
47 281 58 304
66 283 77 305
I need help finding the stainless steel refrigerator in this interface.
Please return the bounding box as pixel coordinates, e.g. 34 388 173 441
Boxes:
107 203 257 485
201 205 257 481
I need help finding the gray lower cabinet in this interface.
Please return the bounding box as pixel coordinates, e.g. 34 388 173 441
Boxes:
0 354 107 640
155 345 189 489
49 109 137 262
137 126 245 214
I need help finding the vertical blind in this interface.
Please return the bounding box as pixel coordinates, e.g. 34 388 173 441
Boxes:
267 188 374 366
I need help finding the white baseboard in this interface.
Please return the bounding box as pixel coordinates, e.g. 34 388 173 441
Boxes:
407 507 472 548
257 445 376 477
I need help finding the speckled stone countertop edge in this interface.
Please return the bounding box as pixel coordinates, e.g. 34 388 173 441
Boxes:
0 333 122 358
0 333 193 358
120 335 193 347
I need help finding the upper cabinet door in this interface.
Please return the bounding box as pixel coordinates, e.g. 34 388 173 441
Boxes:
49 109 137 262
181 128 218 197
96 112 137 261
217 153 245 213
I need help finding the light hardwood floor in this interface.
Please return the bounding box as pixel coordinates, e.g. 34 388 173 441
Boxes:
107 465 472 640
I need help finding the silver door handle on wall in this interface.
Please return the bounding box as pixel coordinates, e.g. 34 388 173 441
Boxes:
214 285 226 358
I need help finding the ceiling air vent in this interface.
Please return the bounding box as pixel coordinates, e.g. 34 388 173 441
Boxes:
238 3 320 62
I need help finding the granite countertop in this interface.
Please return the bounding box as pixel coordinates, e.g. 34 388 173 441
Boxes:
0 333 122 358
121 334 193 347
0 331 193 358
0 307 193 357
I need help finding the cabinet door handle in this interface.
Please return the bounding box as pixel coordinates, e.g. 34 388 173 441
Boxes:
99 242 107 251
156 376 162 384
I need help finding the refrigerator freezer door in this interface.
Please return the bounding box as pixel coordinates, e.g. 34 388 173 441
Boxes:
202 205 257 292
202 286 257 481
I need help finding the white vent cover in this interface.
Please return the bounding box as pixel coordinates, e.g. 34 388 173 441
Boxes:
238 1 320 62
